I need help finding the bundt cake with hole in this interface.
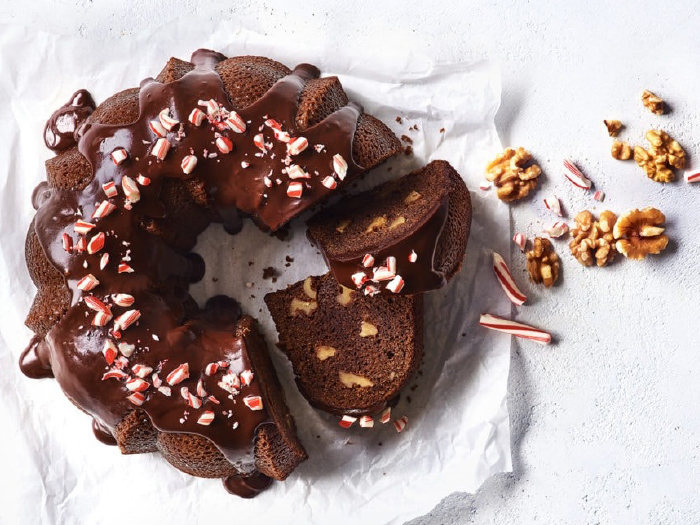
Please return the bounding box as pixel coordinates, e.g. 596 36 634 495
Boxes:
21 49 402 496
264 273 423 416
307 160 471 295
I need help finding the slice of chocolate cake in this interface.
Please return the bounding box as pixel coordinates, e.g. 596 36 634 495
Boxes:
264 273 423 416
307 160 471 296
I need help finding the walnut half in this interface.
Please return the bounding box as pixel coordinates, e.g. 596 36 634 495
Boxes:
641 90 664 115
485 147 542 202
569 210 618 267
613 207 669 260
526 237 560 287
611 140 632 160
634 130 686 183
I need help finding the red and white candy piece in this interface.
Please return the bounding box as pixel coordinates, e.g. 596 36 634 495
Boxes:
332 154 348 180
273 129 290 142
92 310 113 327
126 377 149 392
362 254 375 267
386 275 405 293
287 182 303 198
114 309 141 331
132 364 153 378
102 369 127 381
338 415 357 428
77 274 99 291
100 253 109 270
137 174 151 186
84 295 110 313
240 370 254 387
181 155 198 174
253 134 266 152
151 373 162 388
181 387 202 409
593 190 605 202
321 176 337 190
492 252 527 306
127 392 145 406
102 181 118 198
380 407 391 424
263 176 272 188
121 175 140 203
158 386 172 397
480 181 492 191
158 108 179 131
166 363 190 386
513 233 527 252
92 200 116 219
205 363 219 376
151 138 170 161
264 118 282 130
188 108 206 126
218 371 241 394
102 340 118 365
351 272 368 288
408 250 418 263
563 159 592 190
393 416 408 433
118 262 134 274
386 256 397 275
216 136 233 154
74 220 95 235
544 221 569 238
197 411 215 426
112 293 134 307
62 233 73 252
118 342 135 357
225 111 246 133
288 137 308 155
243 395 263 411
287 165 310 179
359 415 374 428
684 169 700 183
373 267 395 282
478 313 551 345
196 379 208 397
76 237 87 253
241 161 250 169
148 119 167 138
111 148 128 165
543 195 563 216
87 232 105 254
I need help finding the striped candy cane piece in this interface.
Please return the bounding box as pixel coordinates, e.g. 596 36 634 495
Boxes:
479 313 551 345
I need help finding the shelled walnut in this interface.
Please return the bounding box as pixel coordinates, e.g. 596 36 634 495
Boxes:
485 147 542 202
526 237 560 287
604 120 623 137
613 207 669 260
569 210 618 267
611 140 632 160
641 90 664 115
633 130 686 182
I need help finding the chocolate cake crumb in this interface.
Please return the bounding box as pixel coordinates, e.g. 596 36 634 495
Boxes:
404 145 413 156
395 116 402 124
440 127 445 133
401 134 413 144
248 261 254 266
212 277 218 282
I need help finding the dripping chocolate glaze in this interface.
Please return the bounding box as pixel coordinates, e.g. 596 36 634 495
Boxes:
319 199 449 296
25 49 363 491
43 89 95 152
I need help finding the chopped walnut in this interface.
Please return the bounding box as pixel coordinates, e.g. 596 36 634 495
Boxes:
634 130 686 182
569 210 618 267
485 147 542 202
604 120 623 137
613 207 669 260
611 140 632 160
526 237 560 287
641 90 664 115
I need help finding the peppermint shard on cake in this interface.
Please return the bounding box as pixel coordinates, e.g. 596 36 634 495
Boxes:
307 160 471 296
265 273 423 416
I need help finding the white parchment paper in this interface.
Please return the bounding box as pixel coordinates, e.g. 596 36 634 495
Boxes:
0 21 511 525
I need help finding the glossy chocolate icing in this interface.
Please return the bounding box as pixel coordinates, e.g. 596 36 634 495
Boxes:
43 89 95 152
24 49 363 494
320 199 449 296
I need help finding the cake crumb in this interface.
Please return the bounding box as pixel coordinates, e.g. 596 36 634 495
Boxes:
440 127 445 133
395 116 402 124
401 134 413 144
404 145 413 156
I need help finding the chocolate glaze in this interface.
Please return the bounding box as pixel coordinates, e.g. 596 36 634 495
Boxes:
92 418 118 446
19 335 54 379
319 199 449 296
43 89 95 152
223 471 272 498
25 49 363 494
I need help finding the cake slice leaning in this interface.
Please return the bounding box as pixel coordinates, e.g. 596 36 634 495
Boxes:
307 160 472 296
264 273 423 417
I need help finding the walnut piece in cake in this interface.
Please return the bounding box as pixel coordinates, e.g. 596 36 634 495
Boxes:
611 140 632 160
613 207 669 260
633 130 686 183
485 147 542 202
604 120 623 137
641 90 664 115
526 237 560 287
569 210 618 267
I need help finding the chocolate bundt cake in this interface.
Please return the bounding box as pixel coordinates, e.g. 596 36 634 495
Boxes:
21 49 402 495
307 160 471 295
265 273 423 416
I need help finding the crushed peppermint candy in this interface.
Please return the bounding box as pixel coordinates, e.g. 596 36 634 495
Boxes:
492 252 527 306
362 254 375 267
321 176 337 190
243 395 263 411
102 181 118 198
513 233 527 252
181 154 198 174
479 313 551 345
544 221 569 238
111 148 128 165
121 175 140 203
359 415 374 428
543 195 563 216
393 416 408 433
87 232 105 254
339 415 357 428
166 363 190 385
114 309 141 331
197 411 216 426
77 274 99 291
408 250 418 263
188 108 206 126
151 137 170 160
286 182 303 198
380 407 391 424
332 154 348 180
562 159 592 189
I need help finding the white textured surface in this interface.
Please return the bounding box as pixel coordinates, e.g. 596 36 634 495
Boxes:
2 1 700 524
